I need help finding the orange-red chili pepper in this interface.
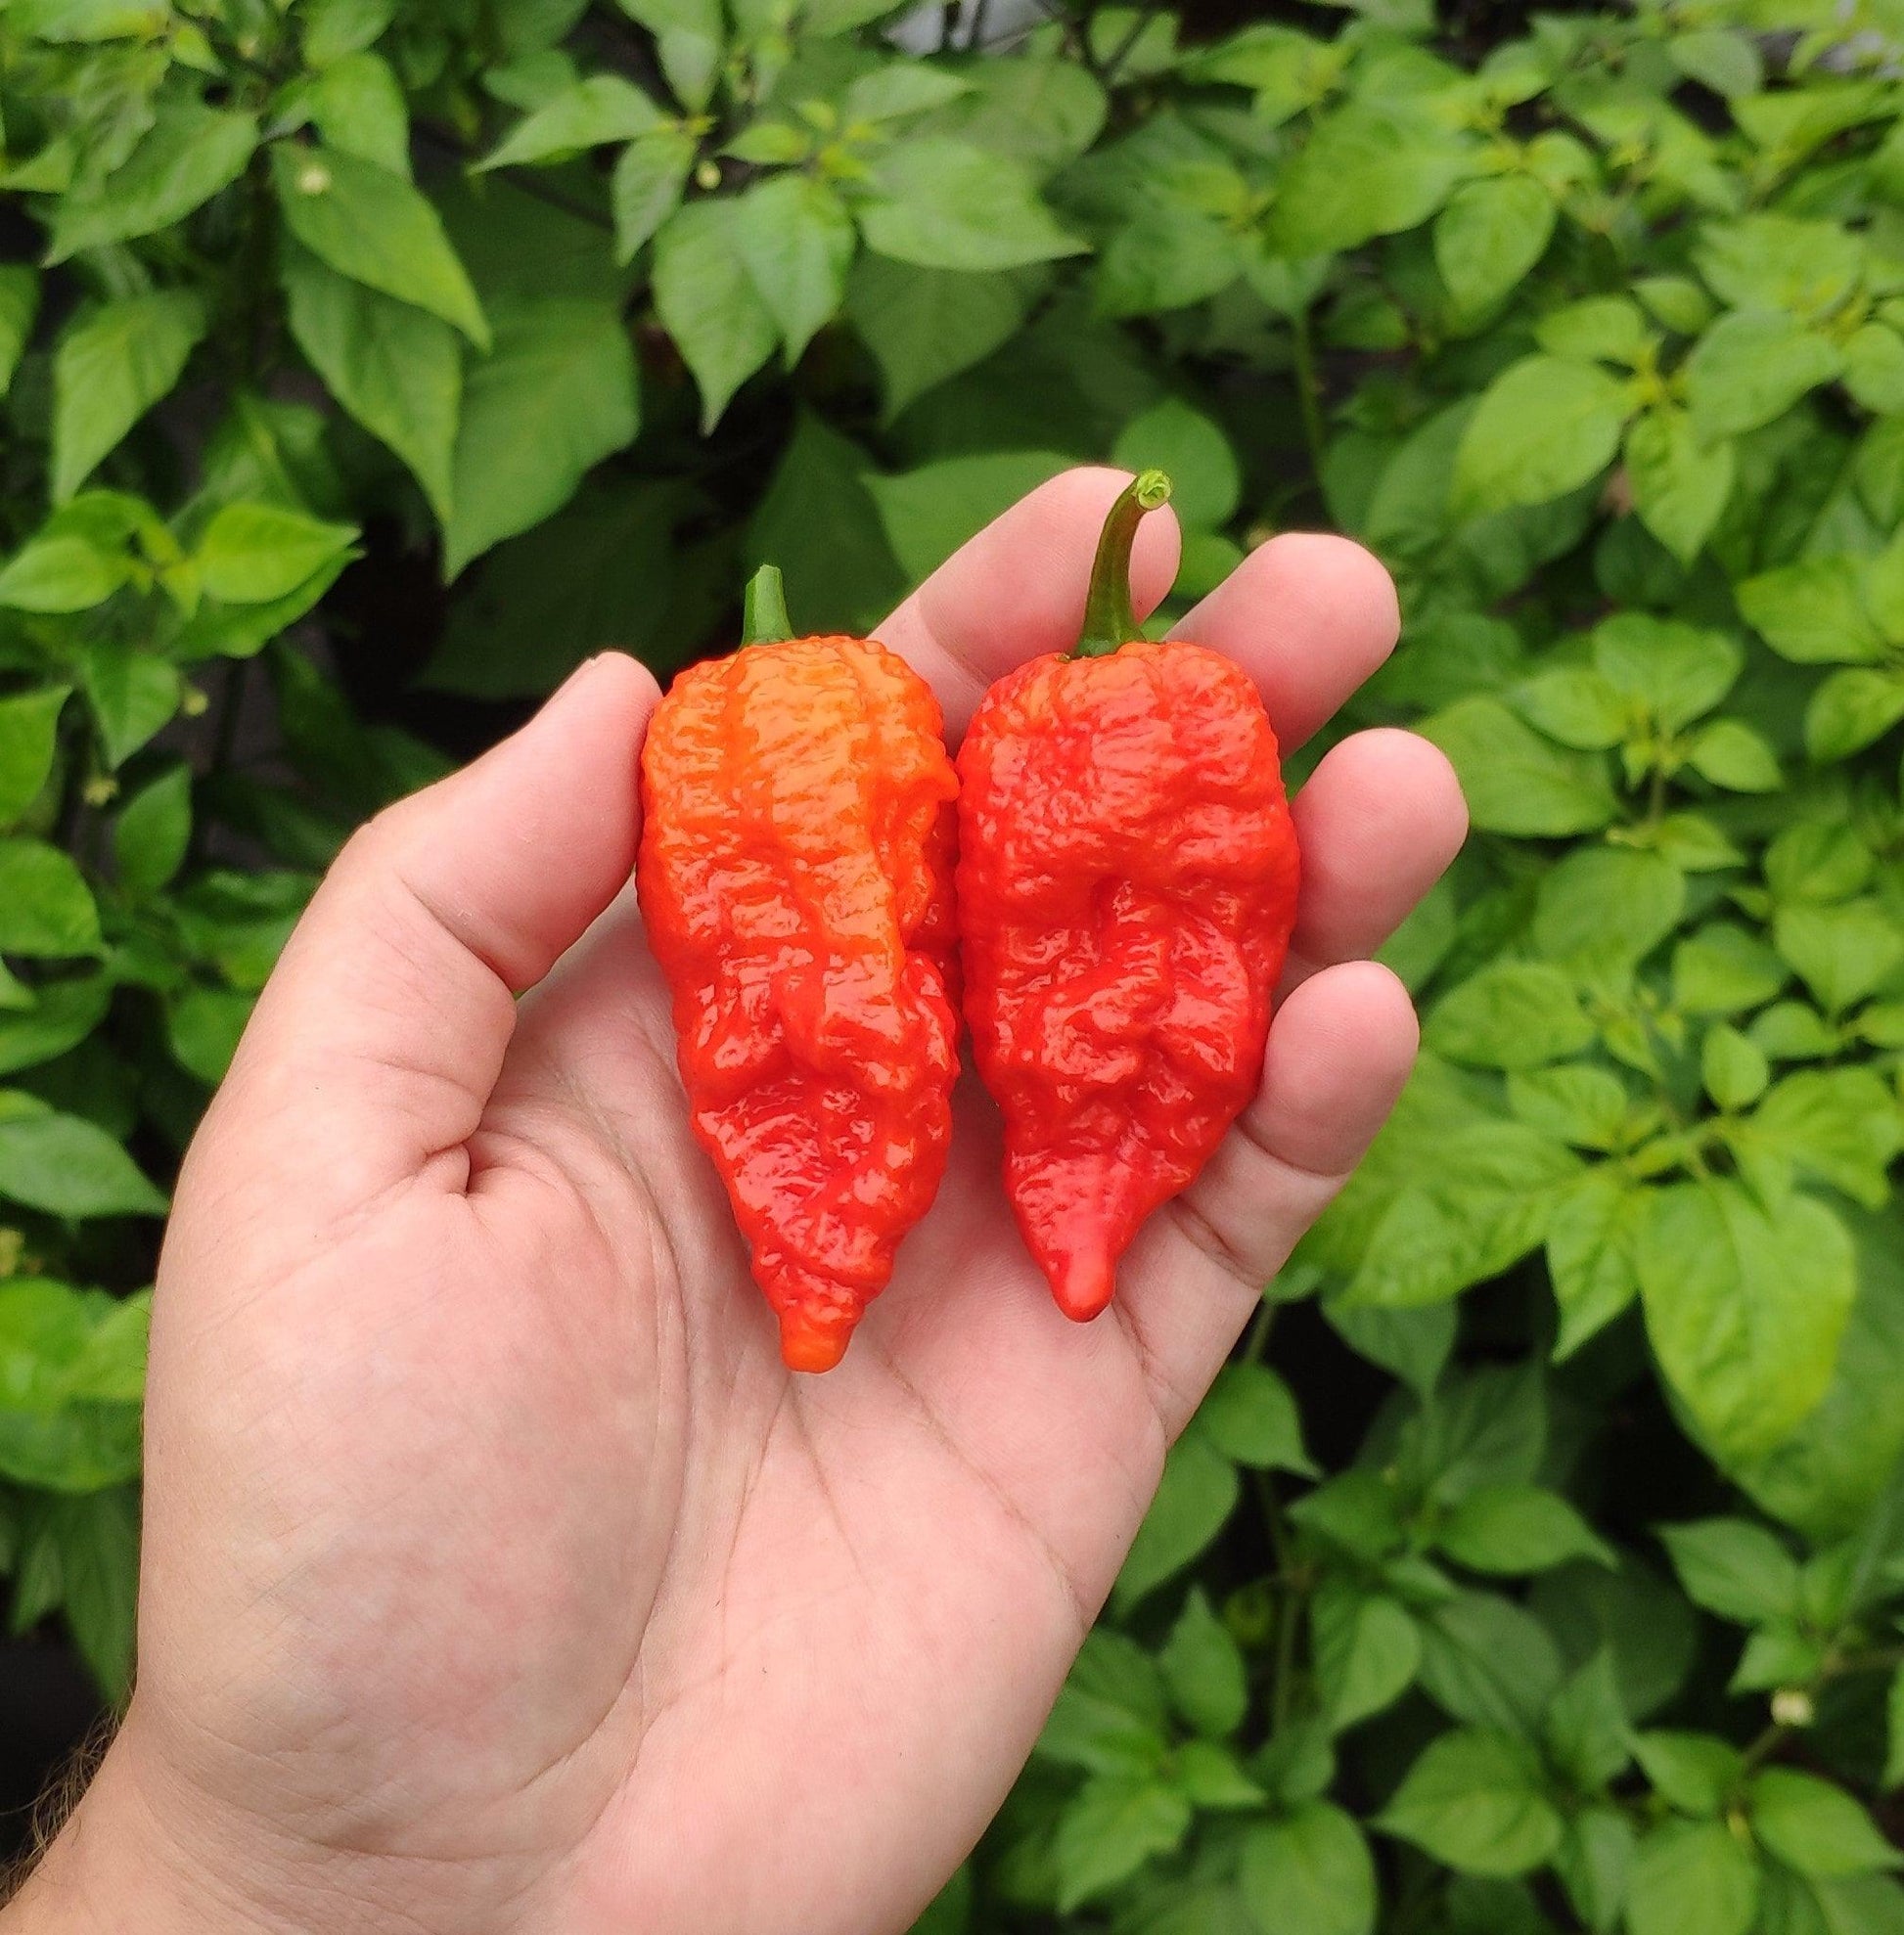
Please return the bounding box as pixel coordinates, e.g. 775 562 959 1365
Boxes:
637 567 960 1372
956 472 1300 1322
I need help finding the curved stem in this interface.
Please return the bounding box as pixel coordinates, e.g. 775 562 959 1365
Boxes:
1071 469 1171 660
743 563 793 645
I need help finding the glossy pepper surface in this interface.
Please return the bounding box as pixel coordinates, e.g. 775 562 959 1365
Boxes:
637 568 960 1372
956 472 1300 1322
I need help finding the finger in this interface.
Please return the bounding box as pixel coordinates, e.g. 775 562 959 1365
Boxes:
200 652 659 1216
1285 729 1468 981
1117 961 1421 1437
878 467 1181 736
1174 533 1400 749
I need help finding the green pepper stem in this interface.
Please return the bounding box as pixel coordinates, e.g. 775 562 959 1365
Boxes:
743 563 793 645
1071 469 1172 659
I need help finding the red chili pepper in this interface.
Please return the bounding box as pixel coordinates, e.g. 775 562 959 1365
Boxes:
637 567 961 1372
955 472 1300 1321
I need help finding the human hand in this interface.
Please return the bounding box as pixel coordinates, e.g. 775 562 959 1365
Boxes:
7 472 1464 1935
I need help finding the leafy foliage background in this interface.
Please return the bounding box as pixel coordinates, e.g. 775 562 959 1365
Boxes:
4 0 1904 1925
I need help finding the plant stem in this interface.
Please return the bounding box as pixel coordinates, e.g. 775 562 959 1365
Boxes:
1290 307 1328 485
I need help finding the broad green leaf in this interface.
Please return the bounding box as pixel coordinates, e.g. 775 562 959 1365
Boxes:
1888 1664 1904 1791
1111 398 1240 529
1558 1807 1635 1934
1687 719 1780 791
0 1280 143 1491
1271 101 1471 255
735 174 855 366
920 56 1106 170
1625 410 1734 564
1420 696 1615 836
1633 1731 1743 1815
444 294 640 576
0 841 101 957
1636 276 1714 337
1749 1770 1899 1877
51 292 207 503
1697 215 1861 324
652 200 778 431
270 146 489 349
1765 822 1872 907
1669 26 1762 97
0 1095 164 1216
25 1487 138 1699
616 0 722 111
1544 1652 1633 1793
1532 847 1686 972
865 450 1073 584
1238 1803 1377 1935
1169 1739 1261 1810
1626 1819 1759 1935
1656 1518 1798 1624
1434 174 1555 318
1536 296 1647 365
165 987 253 1085
0 267 38 397
1685 309 1843 440
857 141 1086 273
1844 324 1904 416
113 763 191 893
82 644 181 768
1452 356 1632 519
1426 962 1594 1070
0 686 68 829
1547 1171 1647 1357
1742 1068 1901 1209
1311 1582 1420 1730
1507 667 1624 749
843 63 971 124
1511 1064 1628 1151
1416 1590 1563 1734
283 247 459 524
302 0 392 63
1196 1363 1314 1475
0 977 108 1078
611 128 696 263
1673 923 1789 1016
1737 559 1883 665
1775 900 1904 1012
1159 1589 1247 1739
1378 1730 1562 1876
1702 1024 1768 1110
304 51 409 175
0 532 125 613
845 258 1028 422
48 100 256 261
1806 667 1904 762
1637 1181 1855 1462
195 503 358 604
476 74 662 170
1051 1772 1192 1912
1036 1629 1168 1775
1591 612 1742 729
1439 1484 1614 1575
1114 1429 1238 1610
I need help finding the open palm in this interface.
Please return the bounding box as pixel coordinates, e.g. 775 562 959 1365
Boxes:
47 472 1464 1935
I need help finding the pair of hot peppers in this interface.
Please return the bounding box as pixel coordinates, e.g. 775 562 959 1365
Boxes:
637 472 1302 1372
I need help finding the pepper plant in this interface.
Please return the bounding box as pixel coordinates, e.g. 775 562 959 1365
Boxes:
4 0 1904 1926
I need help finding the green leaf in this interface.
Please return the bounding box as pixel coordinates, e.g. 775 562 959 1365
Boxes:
0 841 101 958
616 0 722 111
1634 1732 1743 1816
1311 1582 1420 1730
1238 1803 1377 1935
1378 1730 1563 1876
270 146 489 349
302 0 392 64
857 141 1086 273
611 128 696 263
1417 1590 1563 1734
1196 1363 1315 1475
82 644 181 768
1452 355 1632 520
865 450 1073 584
1697 215 1861 324
1051 1773 1192 1912
1637 1181 1855 1462
1420 696 1615 836
1673 923 1789 1017
1547 1170 1647 1357
735 173 856 366
1439 1484 1614 1575
652 200 778 431
113 763 191 893
1669 26 1762 97
1685 309 1844 440
1544 1651 1632 1793
196 503 358 604
0 1280 143 1491
1626 1819 1759 1935
1702 1024 1768 1111
0 1095 164 1217
304 51 409 176
165 986 253 1085
0 533 125 613
1114 1429 1239 1610
1750 1770 1900 1877
1508 667 1625 748
1532 847 1686 973
30 1487 138 1700
1887 1663 1904 1791
1270 101 1472 255
1159 1588 1247 1739
1776 900 1904 1012
1170 1738 1262 1810
476 74 662 169
1656 1518 1798 1624
1625 410 1734 564
1037 1630 1168 1775
1434 174 1555 319
0 266 39 397
1687 719 1780 792
0 686 68 830
1738 559 1883 665
1426 963 1594 1070
843 63 972 124
0 977 109 1078
1844 324 1904 416
1111 398 1241 529
51 292 207 502
1537 296 1647 366
1742 1068 1902 1209
1592 612 1742 730
47 100 256 261
282 247 459 525
444 294 640 576
1558 1807 1635 1934
1805 668 1904 762
1766 821 1873 907
845 258 1029 423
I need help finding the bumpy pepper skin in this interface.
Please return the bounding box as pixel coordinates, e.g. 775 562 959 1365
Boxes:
637 610 960 1372
956 475 1299 1322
